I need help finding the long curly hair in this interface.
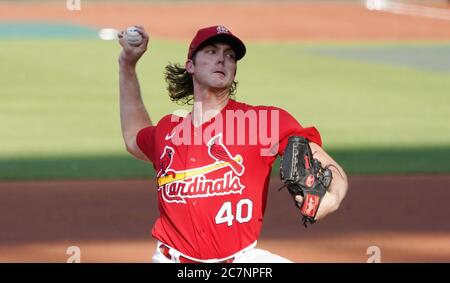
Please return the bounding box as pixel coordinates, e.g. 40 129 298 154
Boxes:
164 57 238 105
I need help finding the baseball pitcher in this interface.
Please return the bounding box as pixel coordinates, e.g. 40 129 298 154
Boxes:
118 25 348 263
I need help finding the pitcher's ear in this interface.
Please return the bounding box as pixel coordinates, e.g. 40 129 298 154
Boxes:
186 59 194 74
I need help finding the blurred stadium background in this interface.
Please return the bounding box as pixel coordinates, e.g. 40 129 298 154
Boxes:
0 0 449 262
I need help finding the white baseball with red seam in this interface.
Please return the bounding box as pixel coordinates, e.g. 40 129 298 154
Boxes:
125 26 143 46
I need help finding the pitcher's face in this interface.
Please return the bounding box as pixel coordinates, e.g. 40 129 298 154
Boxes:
187 42 237 91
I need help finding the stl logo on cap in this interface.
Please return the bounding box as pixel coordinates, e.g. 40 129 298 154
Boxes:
187 25 246 60
216 25 230 34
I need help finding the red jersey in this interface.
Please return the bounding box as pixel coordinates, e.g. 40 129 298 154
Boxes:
137 99 321 260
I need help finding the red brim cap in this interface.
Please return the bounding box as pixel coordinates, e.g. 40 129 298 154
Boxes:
187 25 246 61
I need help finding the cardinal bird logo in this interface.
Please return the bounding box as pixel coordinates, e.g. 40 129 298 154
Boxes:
157 146 176 178
156 134 246 203
207 134 244 176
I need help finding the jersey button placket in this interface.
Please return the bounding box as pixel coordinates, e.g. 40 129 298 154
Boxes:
182 140 202 253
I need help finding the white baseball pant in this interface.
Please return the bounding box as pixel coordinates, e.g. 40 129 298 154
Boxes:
151 241 292 263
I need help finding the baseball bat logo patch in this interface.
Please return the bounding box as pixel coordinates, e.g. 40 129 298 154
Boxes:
301 194 320 217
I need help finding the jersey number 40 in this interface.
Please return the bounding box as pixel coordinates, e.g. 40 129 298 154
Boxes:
215 199 253 226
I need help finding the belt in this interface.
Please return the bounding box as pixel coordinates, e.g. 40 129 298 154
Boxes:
159 245 234 263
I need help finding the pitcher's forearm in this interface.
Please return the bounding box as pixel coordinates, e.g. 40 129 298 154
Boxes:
315 167 348 220
327 163 348 206
309 142 349 220
119 63 152 144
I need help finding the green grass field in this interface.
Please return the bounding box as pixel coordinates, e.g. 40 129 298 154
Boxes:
1 38 449 180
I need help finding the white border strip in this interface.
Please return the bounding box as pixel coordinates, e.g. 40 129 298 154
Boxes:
366 0 450 21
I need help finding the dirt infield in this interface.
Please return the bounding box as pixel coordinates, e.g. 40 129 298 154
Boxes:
0 175 449 262
1 2 450 41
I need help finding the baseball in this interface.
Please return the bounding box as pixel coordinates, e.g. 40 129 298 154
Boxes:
125 26 143 46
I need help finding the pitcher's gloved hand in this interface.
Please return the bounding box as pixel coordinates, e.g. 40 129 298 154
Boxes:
279 136 333 227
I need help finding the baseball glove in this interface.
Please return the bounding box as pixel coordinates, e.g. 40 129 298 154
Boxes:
279 136 333 227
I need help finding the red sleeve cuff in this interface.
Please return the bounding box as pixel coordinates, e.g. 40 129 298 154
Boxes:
300 126 322 147
136 126 156 162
